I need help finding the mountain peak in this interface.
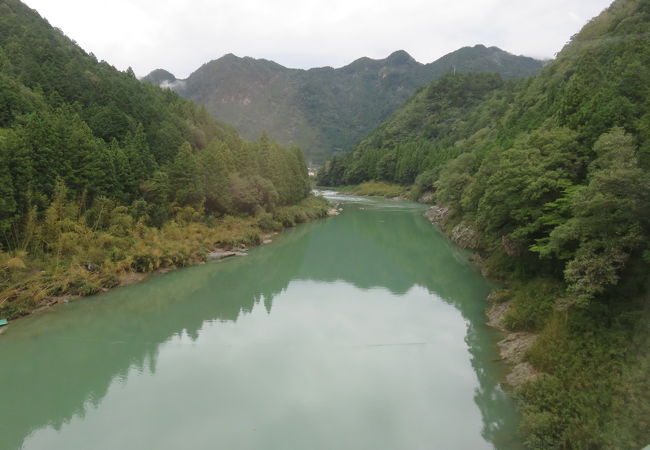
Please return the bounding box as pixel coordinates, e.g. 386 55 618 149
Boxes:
425 45 544 79
386 50 417 66
141 68 176 84
204 53 289 72
343 50 420 73
220 53 241 61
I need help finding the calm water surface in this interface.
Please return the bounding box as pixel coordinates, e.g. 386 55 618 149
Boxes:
0 193 520 449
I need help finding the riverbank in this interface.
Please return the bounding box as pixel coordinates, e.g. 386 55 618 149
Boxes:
319 182 441 205
423 203 650 448
424 204 541 389
0 196 330 322
327 182 411 200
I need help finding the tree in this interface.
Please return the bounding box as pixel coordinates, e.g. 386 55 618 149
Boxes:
474 127 583 244
168 142 201 206
539 129 650 306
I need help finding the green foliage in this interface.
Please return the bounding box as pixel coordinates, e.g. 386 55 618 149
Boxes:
317 72 512 186
520 296 650 449
537 129 650 306
474 126 584 244
502 278 564 331
270 196 329 228
435 152 480 211
338 181 408 199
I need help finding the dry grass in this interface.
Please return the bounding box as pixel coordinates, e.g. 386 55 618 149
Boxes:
0 196 329 319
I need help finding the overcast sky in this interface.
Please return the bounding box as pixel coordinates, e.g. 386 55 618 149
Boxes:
23 0 612 78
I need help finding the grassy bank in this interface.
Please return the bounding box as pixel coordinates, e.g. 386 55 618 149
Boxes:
0 196 330 320
327 182 411 199
495 272 650 449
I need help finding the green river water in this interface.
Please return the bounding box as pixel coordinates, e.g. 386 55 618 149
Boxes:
0 192 520 450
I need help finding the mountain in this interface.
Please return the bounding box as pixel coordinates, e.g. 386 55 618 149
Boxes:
320 0 650 447
143 46 544 163
142 68 178 88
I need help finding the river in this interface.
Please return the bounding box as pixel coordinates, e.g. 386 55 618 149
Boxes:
0 192 520 449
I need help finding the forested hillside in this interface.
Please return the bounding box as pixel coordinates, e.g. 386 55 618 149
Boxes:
317 72 515 186
0 0 324 319
320 0 650 447
143 46 543 163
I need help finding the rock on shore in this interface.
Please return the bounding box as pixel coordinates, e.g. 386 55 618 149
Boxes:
486 294 541 388
424 205 450 225
418 192 435 204
424 206 480 249
450 223 480 249
206 249 247 261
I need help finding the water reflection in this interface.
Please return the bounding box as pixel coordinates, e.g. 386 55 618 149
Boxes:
0 195 519 449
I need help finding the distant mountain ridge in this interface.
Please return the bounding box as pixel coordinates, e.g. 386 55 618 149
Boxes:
144 46 544 162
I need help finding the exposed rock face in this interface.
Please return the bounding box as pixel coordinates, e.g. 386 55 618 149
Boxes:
499 333 541 387
424 206 480 249
498 332 539 365
418 192 435 204
450 223 480 249
501 235 523 257
506 362 540 387
486 299 511 332
486 297 542 388
424 205 451 226
207 251 236 260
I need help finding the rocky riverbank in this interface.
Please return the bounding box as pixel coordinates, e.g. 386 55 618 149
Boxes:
485 292 541 387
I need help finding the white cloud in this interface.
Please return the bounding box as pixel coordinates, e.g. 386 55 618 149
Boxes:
22 0 612 78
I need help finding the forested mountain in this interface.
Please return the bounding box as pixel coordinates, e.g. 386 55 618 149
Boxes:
143 46 543 163
320 0 650 447
0 0 322 319
0 0 312 220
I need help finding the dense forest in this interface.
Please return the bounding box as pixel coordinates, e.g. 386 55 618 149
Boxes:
143 46 543 163
0 0 326 319
320 0 650 447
